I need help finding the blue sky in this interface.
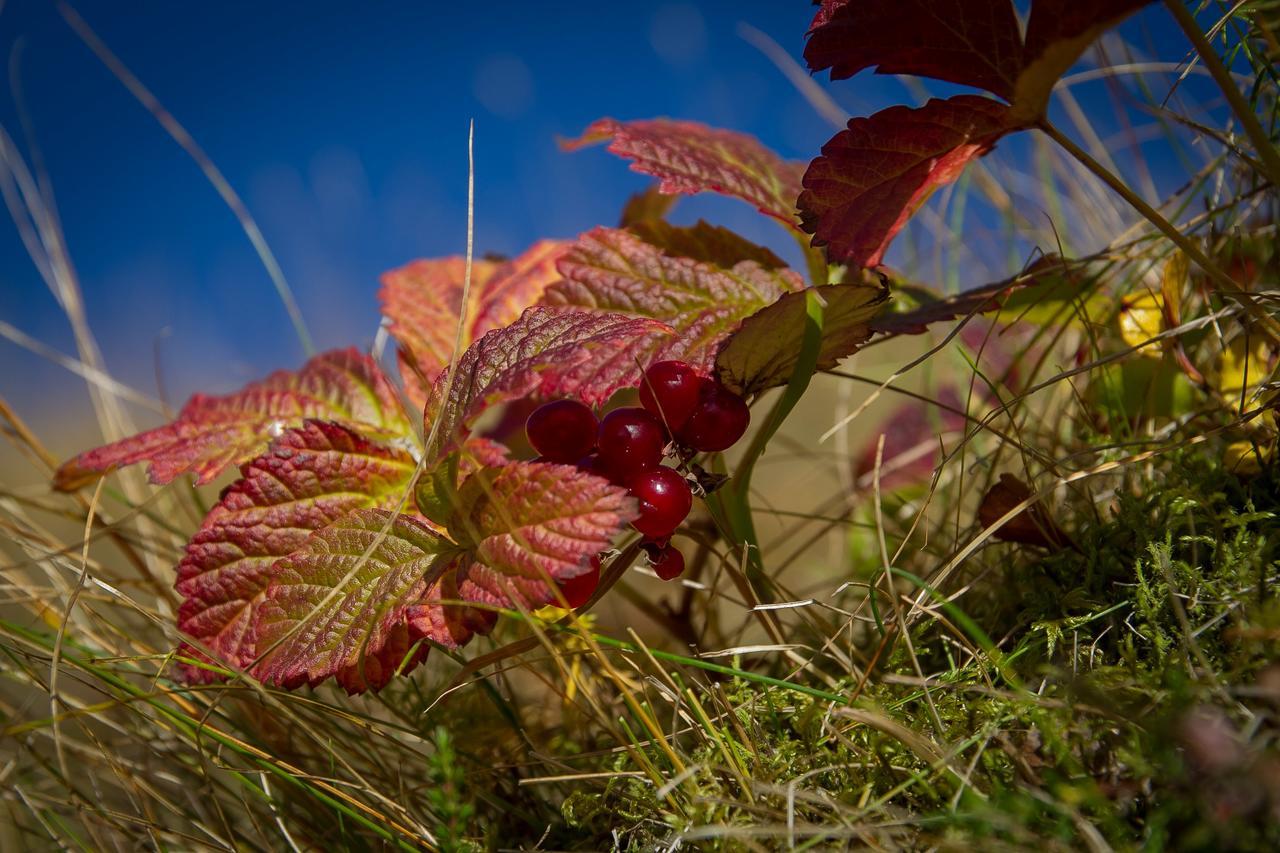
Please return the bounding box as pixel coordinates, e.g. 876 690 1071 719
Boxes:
0 1 1194 456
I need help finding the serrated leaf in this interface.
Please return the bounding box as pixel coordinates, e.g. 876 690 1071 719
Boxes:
175 420 418 683
715 282 889 395
806 0 1154 121
567 118 806 227
805 0 1023 100
628 219 787 270
801 1 1154 267
56 348 408 487
253 508 452 689
422 306 672 464
1016 1 1156 121
333 620 427 694
545 227 803 374
444 462 636 610
380 241 568 406
799 96 1015 268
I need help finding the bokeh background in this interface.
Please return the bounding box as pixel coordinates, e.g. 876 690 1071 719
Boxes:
0 0 1186 485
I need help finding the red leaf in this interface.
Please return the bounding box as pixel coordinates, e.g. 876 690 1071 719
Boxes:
976 473 1070 550
1018 1 1156 120
444 462 636 610
805 0 1023 100
380 241 568 406
253 508 452 690
58 348 408 487
422 306 672 464
799 96 1015 267
333 620 427 695
806 0 1155 119
174 420 417 683
567 118 806 227
853 390 968 493
545 227 802 374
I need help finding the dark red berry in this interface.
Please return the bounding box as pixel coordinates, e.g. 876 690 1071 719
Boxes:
639 360 703 433
629 467 693 538
679 382 750 452
649 544 685 581
597 407 666 482
526 399 598 463
558 557 601 608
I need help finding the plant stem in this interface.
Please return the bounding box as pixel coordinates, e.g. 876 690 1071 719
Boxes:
1163 0 1280 189
1039 118 1280 343
716 289 828 602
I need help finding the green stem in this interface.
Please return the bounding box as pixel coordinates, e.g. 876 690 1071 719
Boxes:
715 289 828 601
1040 119 1280 342
1163 0 1280 188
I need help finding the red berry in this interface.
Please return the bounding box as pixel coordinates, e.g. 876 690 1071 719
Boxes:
597 407 666 483
526 399 598 463
558 557 601 608
648 544 685 580
679 382 750 452
639 360 703 433
629 467 693 538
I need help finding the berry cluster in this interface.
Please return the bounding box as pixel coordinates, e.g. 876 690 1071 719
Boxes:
525 360 750 602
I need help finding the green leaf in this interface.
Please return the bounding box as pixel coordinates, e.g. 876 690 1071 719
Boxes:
715 282 889 395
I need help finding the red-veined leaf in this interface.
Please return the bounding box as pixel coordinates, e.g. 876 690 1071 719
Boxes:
333 620 427 694
175 420 418 683
56 348 408 487
799 96 1015 268
444 462 636 610
545 227 802 374
715 282 890 395
567 118 806 228
380 241 568 406
253 508 453 690
422 306 672 464
805 0 1023 100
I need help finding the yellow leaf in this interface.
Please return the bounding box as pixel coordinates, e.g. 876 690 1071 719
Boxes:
1225 440 1271 476
1214 335 1276 407
1161 251 1189 328
1118 289 1163 357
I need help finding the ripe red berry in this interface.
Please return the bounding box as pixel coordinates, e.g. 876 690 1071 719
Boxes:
639 360 703 433
679 382 750 452
558 557 601 608
526 399 598 463
597 407 666 483
648 544 685 581
629 467 693 538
